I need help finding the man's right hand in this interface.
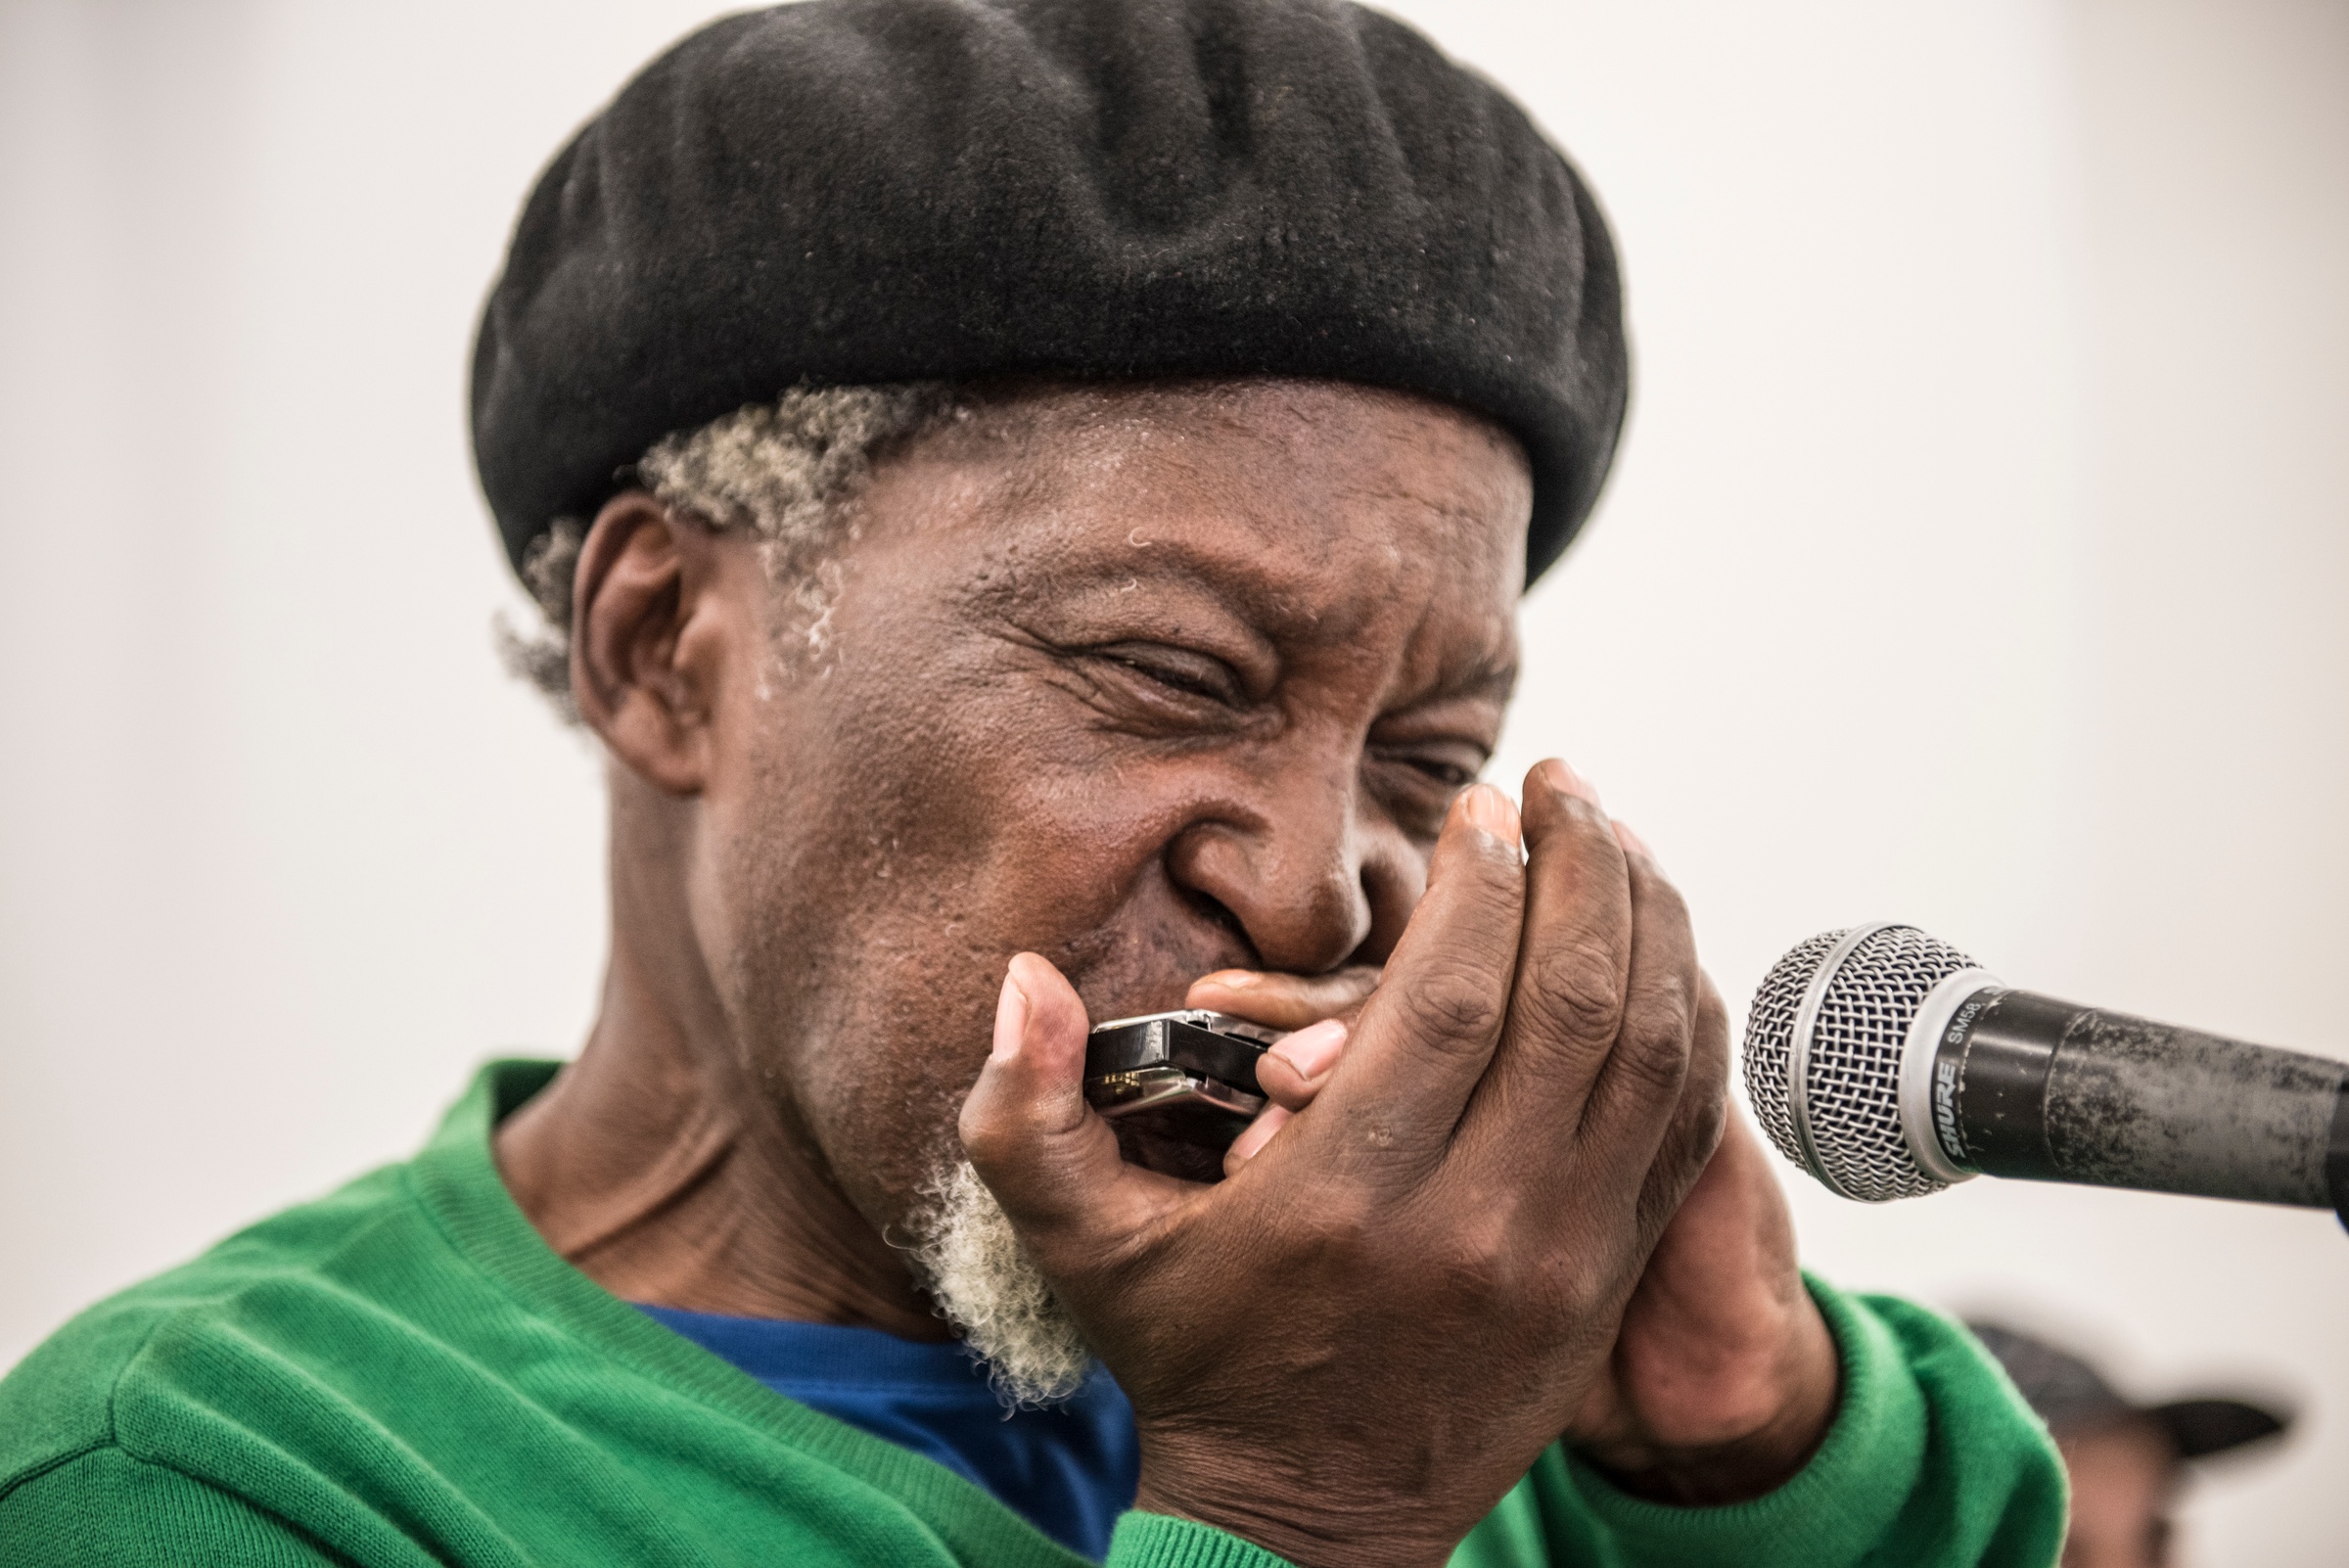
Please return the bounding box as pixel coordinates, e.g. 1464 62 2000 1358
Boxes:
959 761 1725 1568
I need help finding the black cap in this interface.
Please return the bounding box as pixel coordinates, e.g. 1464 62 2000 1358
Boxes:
1966 1321 2292 1462
471 0 1628 588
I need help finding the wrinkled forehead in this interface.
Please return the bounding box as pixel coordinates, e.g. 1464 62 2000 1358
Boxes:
894 378 1529 669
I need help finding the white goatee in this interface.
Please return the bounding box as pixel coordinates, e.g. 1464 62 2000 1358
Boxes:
907 1158 1095 1406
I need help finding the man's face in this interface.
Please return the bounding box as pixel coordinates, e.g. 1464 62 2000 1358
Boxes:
686 379 1530 1239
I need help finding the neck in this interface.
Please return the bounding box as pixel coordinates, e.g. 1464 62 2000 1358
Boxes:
493 801 947 1339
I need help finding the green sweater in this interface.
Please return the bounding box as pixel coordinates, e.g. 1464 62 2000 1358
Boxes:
0 1063 2064 1567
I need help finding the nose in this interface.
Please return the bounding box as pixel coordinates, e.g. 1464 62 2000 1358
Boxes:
1163 761 1420 975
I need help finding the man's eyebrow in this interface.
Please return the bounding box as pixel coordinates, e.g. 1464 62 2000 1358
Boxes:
1451 660 1520 703
1403 654 1518 713
966 535 1329 637
966 536 1522 703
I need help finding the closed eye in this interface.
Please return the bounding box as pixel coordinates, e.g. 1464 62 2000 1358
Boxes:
1403 756 1478 791
1094 644 1245 707
1366 736 1495 837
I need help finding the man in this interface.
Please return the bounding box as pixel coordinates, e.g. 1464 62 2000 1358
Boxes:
0 3 2066 1564
1968 1322 2291 1568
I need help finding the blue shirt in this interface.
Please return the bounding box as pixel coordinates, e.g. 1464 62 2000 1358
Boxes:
638 1306 1138 1561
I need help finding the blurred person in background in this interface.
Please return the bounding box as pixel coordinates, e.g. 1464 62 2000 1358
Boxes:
1969 1322 2292 1568
0 2 2068 1565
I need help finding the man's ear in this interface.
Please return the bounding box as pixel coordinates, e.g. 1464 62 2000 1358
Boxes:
569 490 739 795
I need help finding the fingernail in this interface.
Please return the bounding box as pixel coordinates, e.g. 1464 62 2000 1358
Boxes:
1269 1017 1348 1082
1540 759 1601 807
1196 969 1261 991
1461 783 1522 849
990 967 1030 1062
1614 820 1656 864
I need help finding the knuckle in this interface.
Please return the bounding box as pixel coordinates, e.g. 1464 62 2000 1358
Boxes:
1600 967 1703 1102
1635 978 1699 1057
1682 1085 1730 1164
1535 1249 1612 1316
1396 963 1507 1053
1298 1188 1381 1265
1510 1249 1616 1347
1433 1215 1518 1305
1519 937 1627 1041
1612 1007 1695 1097
1608 1036 1692 1111
1684 995 1731 1087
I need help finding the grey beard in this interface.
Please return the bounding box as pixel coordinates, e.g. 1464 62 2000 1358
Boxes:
906 1158 1095 1406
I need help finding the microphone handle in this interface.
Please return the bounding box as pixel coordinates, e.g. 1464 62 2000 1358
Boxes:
1931 988 2349 1221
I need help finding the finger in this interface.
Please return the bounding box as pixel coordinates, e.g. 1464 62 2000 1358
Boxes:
1456 759 1634 1141
1185 964 1380 1032
1255 1016 1349 1113
1299 783 1525 1176
1627 970 1731 1242
958 953 1178 1261
1222 1104 1292 1177
1579 833 1706 1174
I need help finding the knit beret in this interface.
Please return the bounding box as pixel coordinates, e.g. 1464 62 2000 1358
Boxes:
471 0 1629 586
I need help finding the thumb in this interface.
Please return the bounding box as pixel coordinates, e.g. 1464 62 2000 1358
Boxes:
958 953 1144 1249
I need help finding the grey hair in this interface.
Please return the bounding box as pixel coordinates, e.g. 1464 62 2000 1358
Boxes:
496 382 959 720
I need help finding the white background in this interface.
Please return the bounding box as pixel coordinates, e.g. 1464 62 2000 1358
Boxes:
2 0 2343 1559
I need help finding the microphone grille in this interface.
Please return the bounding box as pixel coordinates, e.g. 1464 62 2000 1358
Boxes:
1742 924 1980 1200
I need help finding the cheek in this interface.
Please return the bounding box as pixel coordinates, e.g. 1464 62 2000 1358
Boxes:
755 600 1206 969
713 649 1221 1216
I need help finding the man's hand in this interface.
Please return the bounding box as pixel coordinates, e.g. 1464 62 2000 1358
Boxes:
1192 861 1840 1506
962 760 1767 1566
1183 964 1377 1178
1564 1105 1839 1502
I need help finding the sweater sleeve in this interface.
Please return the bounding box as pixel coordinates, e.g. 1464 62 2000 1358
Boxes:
0 1445 352 1568
1451 1275 2068 1568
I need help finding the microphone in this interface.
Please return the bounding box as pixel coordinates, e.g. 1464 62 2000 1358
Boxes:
1740 922 2349 1226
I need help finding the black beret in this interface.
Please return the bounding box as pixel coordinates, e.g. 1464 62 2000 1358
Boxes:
472 0 1628 586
